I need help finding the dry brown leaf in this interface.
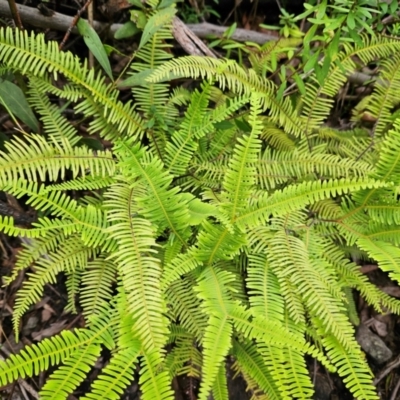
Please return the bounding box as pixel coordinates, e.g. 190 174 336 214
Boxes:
32 321 67 341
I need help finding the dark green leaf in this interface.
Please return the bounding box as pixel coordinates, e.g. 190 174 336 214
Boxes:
127 0 145 7
304 51 319 73
139 7 176 49
214 121 233 130
224 23 237 39
327 29 341 59
0 131 10 151
130 10 147 29
77 19 113 80
118 70 155 88
157 0 176 9
114 21 141 39
79 137 104 151
293 73 306 96
0 80 39 131
346 13 355 30
234 118 252 132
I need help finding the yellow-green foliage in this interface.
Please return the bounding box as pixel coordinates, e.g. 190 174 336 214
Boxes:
1 3 400 399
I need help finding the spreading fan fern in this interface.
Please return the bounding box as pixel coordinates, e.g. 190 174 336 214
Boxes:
1 2 400 399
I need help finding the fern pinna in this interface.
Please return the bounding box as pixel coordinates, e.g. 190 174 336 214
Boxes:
1 2 400 399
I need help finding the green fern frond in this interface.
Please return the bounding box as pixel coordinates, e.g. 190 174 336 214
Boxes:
45 175 115 192
27 77 80 145
64 268 82 314
229 304 307 353
166 84 248 176
149 56 273 95
13 235 95 335
373 118 400 183
166 277 207 340
257 148 372 190
3 232 65 284
129 9 176 158
79 256 116 320
198 314 233 400
319 333 378 400
140 349 174 400
222 93 262 222
359 53 400 140
2 180 110 248
0 319 114 386
259 344 314 399
114 140 191 246
0 134 115 184
194 221 247 265
259 121 296 150
247 254 284 322
237 177 387 227
105 180 168 352
0 215 44 239
39 344 102 400
161 251 200 289
165 82 212 174
232 340 280 400
164 334 202 378
194 267 235 399
357 237 400 283
301 35 400 136
0 27 145 140
151 56 307 137
268 231 357 351
249 38 302 74
81 345 141 400
212 363 229 400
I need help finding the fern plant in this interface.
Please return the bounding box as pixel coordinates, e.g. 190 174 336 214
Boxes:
1 2 400 399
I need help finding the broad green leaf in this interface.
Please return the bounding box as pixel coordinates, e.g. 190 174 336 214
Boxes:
327 29 341 59
315 0 327 19
390 1 398 13
130 10 147 29
79 137 104 151
118 70 155 88
186 198 216 225
234 118 252 133
214 121 233 130
293 3 318 21
114 21 141 39
347 13 356 30
157 0 176 9
304 51 319 73
128 0 145 7
77 19 113 80
0 79 39 131
224 23 237 39
222 43 244 50
293 73 306 96
139 7 176 50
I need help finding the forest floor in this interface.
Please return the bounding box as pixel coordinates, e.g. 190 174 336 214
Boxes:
1 1 400 399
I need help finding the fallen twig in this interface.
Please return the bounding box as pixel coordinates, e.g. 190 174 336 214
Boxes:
0 0 277 45
7 0 23 30
373 353 400 385
59 0 93 50
186 21 278 44
0 0 118 37
0 0 379 87
173 17 218 58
